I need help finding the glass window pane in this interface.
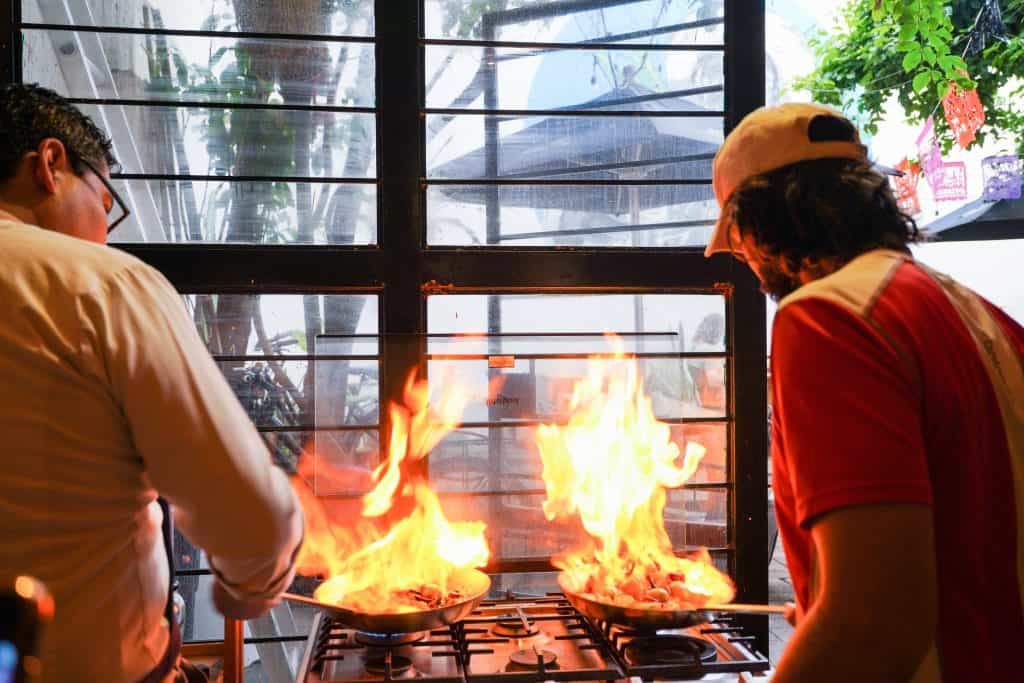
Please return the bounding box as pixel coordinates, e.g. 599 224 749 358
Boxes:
213 359 379 430
439 489 725 560
75 104 376 179
425 46 723 111
427 184 716 246
668 487 728 548
184 294 378 356
176 574 222 642
428 294 730 562
429 422 727 494
23 30 375 107
241 640 307 683
108 179 376 245
428 294 726 349
24 0 375 35
424 0 723 44
429 356 725 421
427 115 721 180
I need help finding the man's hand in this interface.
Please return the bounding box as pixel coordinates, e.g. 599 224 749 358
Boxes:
783 601 797 627
211 580 280 621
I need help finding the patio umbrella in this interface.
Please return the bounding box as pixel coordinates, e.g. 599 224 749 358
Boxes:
926 196 1024 240
432 84 720 215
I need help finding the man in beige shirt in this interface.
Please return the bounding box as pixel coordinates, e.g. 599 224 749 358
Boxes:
0 83 304 682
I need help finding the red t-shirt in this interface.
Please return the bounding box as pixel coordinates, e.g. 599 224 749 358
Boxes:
770 250 1024 680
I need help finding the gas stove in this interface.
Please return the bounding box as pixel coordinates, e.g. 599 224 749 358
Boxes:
294 594 771 682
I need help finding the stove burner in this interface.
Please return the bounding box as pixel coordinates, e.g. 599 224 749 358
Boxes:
365 653 414 677
508 648 558 670
624 635 717 666
355 631 426 646
491 617 539 638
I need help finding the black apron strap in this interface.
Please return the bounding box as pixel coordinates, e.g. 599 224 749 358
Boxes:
137 498 183 683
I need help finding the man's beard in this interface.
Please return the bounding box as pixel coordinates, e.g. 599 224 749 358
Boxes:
755 259 803 301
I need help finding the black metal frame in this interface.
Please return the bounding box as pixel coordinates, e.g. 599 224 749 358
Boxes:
2 0 769 654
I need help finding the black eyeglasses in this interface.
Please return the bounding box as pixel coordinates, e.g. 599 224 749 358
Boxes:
73 155 130 234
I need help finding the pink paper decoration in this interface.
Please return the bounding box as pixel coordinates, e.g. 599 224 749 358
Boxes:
893 158 921 215
931 161 969 202
942 79 986 149
915 116 944 187
981 154 1022 201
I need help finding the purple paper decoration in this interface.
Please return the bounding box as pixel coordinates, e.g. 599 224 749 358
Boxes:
931 162 969 202
916 116 944 186
982 154 1022 201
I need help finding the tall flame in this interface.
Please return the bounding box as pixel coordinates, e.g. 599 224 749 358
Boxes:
536 337 735 607
292 370 489 613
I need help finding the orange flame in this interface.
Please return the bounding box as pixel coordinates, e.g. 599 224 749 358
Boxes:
536 336 735 608
292 370 488 613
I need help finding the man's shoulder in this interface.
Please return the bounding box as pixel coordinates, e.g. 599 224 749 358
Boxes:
777 248 909 319
0 220 155 296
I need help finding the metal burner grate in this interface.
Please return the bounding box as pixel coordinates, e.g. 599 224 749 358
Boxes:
295 594 771 682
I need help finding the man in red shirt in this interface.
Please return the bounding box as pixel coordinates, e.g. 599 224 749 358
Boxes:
705 102 1024 681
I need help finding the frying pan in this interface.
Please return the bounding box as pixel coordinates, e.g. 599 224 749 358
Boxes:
558 573 785 629
281 568 491 633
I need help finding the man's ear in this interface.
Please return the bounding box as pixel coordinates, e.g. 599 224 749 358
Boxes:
32 138 73 195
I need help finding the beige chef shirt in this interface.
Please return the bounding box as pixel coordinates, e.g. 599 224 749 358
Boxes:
0 220 303 683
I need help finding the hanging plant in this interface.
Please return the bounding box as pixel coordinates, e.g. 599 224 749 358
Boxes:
794 1 1024 154
873 0 975 99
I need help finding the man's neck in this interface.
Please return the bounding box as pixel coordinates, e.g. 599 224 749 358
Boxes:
0 205 34 225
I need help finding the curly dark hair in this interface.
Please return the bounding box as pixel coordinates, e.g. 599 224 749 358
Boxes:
723 158 922 299
0 82 117 181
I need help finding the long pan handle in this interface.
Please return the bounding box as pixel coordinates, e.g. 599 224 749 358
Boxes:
281 592 333 610
700 603 788 615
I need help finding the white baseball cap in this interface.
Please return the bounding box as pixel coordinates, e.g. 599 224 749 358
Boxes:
704 102 870 257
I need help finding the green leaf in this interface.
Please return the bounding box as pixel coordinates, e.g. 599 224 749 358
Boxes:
902 50 923 70
923 46 937 64
871 5 886 21
899 22 917 42
913 69 933 92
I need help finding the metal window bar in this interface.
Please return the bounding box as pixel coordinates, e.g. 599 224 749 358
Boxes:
425 85 726 117
420 16 724 51
63 96 376 115
424 106 724 118
111 173 376 184
18 21 376 44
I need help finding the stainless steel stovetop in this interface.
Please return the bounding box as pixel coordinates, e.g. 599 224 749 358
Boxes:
294 594 771 682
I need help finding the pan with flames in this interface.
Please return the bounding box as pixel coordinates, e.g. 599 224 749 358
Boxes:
538 339 779 627
284 371 491 633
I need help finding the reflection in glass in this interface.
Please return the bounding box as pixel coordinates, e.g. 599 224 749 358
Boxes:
107 179 377 244
428 294 725 348
24 31 376 107
429 423 727 495
76 105 375 179
183 294 378 472
424 0 722 44
25 0 375 35
427 185 717 247
427 293 730 563
425 46 723 111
